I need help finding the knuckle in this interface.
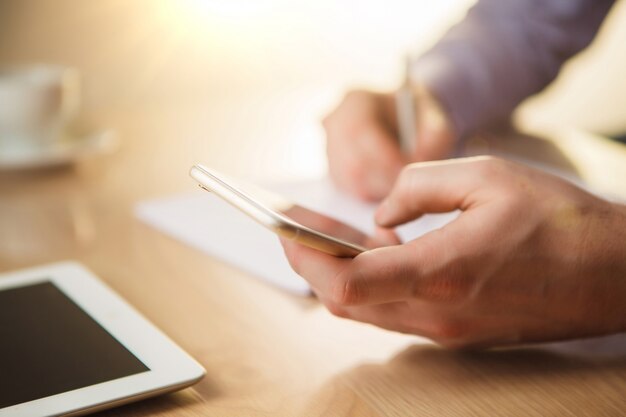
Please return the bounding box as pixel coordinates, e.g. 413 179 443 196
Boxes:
397 164 416 184
412 247 476 305
330 271 368 306
394 166 419 201
422 274 472 303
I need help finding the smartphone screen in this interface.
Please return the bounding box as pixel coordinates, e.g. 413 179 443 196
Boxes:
233 179 378 251
190 165 399 257
279 204 372 248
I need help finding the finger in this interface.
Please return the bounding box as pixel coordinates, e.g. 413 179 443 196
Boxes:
320 296 468 344
284 224 472 307
325 94 406 201
284 168 498 306
282 237 419 306
375 156 499 227
326 244 431 306
363 226 402 249
280 237 350 295
328 121 405 201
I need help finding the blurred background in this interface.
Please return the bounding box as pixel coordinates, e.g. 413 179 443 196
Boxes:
1 3 626 414
1 0 625 186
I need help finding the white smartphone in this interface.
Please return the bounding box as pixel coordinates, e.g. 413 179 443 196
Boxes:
189 164 380 257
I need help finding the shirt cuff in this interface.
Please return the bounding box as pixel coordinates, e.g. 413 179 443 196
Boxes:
410 49 495 140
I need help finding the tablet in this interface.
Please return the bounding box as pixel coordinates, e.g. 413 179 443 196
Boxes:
0 262 205 417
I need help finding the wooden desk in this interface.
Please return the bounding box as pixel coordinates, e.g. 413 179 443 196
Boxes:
1 99 625 416
1 1 626 415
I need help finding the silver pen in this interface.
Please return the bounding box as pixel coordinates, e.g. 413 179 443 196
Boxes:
395 55 417 156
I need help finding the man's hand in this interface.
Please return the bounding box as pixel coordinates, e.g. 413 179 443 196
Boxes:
323 88 456 201
281 157 626 349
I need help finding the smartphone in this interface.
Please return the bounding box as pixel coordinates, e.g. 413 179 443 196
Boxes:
189 164 378 257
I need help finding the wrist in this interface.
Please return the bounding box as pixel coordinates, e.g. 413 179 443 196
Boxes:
584 201 626 333
610 204 626 331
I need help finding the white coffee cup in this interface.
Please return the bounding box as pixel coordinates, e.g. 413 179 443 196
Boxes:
0 65 80 153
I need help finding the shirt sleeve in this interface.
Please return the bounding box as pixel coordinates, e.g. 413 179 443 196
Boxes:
412 0 616 138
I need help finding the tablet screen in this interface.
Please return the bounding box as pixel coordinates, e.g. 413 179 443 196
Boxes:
0 281 149 408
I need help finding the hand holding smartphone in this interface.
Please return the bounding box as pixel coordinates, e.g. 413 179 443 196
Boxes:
189 164 398 257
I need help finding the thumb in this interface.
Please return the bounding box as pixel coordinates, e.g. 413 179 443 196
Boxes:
375 157 490 227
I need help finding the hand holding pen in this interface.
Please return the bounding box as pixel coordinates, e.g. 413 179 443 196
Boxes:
323 57 457 201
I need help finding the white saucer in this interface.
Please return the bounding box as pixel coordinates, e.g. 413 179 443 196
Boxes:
0 130 118 170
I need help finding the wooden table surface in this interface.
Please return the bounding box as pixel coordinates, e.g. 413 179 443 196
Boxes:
2 1 626 416
1 103 626 417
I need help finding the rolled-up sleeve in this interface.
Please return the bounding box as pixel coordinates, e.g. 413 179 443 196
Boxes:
413 0 616 138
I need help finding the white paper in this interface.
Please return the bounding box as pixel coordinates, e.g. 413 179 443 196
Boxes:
135 178 457 295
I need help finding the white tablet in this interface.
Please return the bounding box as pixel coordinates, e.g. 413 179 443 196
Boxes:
0 262 205 417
